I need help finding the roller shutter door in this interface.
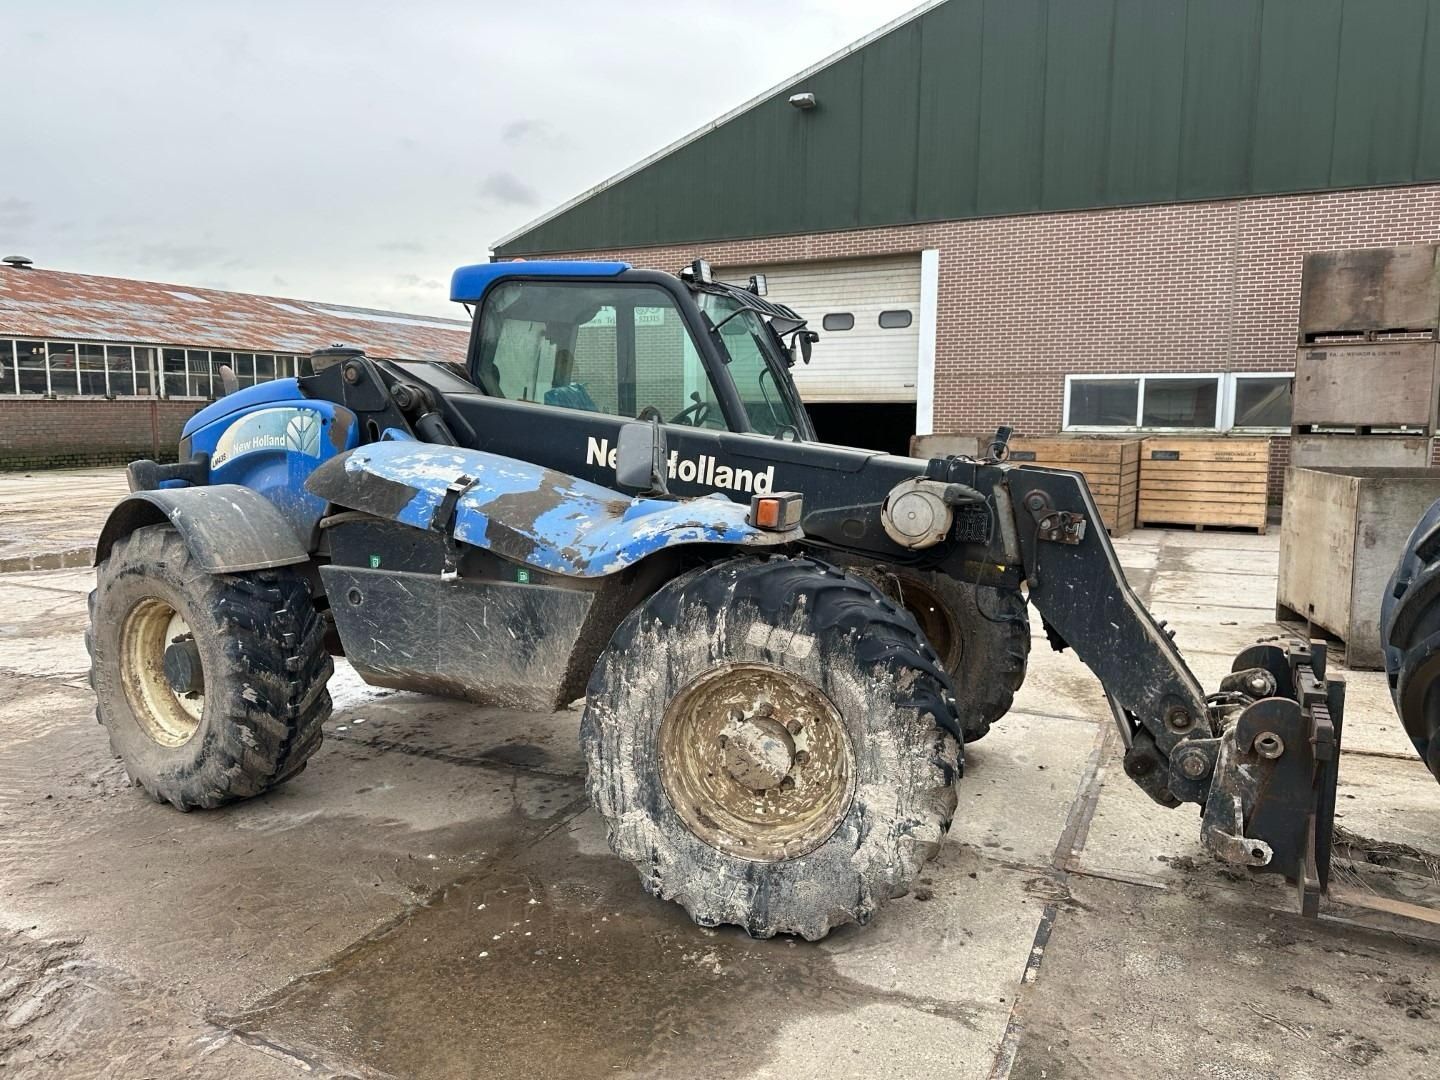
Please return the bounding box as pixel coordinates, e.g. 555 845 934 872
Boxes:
716 255 921 403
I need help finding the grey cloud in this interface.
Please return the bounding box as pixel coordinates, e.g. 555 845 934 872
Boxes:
478 171 539 207
131 242 231 271
396 273 445 290
0 198 37 232
1 1 918 315
501 119 561 147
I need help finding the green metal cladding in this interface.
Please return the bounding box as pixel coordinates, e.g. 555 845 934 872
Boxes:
497 0 1440 256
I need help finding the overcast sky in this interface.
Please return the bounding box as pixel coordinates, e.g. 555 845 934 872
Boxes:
3 1 920 317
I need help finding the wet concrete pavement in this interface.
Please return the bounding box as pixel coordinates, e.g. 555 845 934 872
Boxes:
2 472 1439 1079
0 469 127 571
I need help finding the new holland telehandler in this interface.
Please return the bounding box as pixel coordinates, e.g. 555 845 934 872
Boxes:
87 259 1342 939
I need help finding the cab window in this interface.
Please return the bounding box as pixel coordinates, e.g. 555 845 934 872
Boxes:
474 281 725 428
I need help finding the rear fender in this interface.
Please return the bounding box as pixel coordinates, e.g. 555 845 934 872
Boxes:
96 485 310 574
304 442 800 577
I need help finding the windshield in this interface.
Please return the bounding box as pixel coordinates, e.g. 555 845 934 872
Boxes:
696 291 801 437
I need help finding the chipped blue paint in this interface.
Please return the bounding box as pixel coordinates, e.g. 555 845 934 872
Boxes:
339 441 797 577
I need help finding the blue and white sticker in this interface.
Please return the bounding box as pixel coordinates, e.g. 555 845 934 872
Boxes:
212 407 323 467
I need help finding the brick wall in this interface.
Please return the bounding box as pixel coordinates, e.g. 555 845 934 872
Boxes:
542 183 1440 499
0 399 200 469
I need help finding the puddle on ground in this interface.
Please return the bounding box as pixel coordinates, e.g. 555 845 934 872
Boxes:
230 832 987 1079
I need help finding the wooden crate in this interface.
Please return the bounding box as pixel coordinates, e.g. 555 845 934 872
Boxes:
1277 466 1440 668
1138 437 1270 533
1008 437 1140 536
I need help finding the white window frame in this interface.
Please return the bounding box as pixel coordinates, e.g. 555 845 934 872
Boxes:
1224 371 1293 434
1063 371 1293 433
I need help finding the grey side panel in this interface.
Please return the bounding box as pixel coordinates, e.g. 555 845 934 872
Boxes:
321 566 593 710
96 485 310 574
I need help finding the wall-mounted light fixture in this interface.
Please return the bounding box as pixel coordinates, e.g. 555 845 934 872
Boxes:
788 92 817 110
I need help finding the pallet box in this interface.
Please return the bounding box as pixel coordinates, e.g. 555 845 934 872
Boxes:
1138 437 1270 533
1278 466 1440 668
1008 437 1140 536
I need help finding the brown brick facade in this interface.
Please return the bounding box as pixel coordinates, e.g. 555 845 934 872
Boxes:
545 183 1440 499
0 398 200 469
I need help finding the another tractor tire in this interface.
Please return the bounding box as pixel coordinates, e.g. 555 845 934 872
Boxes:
86 524 332 810
848 563 1029 743
582 555 962 940
1382 498 1440 785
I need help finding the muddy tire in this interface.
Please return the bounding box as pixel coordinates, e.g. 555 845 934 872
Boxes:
86 524 332 810
1382 499 1440 785
581 555 961 940
848 564 1029 743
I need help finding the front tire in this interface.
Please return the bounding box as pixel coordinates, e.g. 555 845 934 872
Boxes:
849 565 1030 743
87 524 332 810
581 556 961 940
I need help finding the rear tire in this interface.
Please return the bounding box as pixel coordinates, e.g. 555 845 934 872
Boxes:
848 564 1029 743
581 555 961 940
1382 501 1440 785
86 524 332 810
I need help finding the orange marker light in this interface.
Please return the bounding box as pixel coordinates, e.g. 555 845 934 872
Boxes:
748 492 803 531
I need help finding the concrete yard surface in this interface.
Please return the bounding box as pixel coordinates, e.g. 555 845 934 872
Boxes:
2 469 1439 1079
0 468 129 571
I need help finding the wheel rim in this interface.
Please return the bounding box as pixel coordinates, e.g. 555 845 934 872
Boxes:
120 598 204 747
658 662 855 862
895 578 960 670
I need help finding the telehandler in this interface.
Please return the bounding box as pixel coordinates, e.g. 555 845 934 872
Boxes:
88 259 1342 939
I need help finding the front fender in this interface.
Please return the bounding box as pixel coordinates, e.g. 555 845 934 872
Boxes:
95 485 310 574
305 442 801 577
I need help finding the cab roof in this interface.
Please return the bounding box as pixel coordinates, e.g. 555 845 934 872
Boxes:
450 260 631 303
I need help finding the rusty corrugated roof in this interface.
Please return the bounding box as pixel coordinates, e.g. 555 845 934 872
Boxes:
0 264 469 363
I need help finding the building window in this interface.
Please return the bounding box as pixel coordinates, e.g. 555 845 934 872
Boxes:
1140 376 1218 428
78 344 107 396
877 309 912 329
105 344 135 396
47 343 79 395
1231 375 1293 429
15 341 47 394
1067 377 1140 427
1064 373 1292 432
134 347 155 396
0 341 312 398
161 348 188 398
822 313 854 331
186 350 213 397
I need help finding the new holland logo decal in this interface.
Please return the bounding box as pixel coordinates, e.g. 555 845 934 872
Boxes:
212 407 323 468
586 436 775 495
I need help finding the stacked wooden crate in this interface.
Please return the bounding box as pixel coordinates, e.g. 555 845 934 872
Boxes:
1138 437 1270 533
1008 437 1140 536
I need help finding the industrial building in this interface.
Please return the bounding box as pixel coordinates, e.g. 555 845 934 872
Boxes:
494 0 1440 491
0 258 468 467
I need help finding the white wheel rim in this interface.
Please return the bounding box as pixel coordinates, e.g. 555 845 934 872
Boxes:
119 598 203 746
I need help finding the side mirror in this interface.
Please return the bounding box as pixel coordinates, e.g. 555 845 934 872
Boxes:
615 420 669 495
791 330 815 366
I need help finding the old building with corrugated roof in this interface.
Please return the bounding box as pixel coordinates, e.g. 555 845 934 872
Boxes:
0 258 468 467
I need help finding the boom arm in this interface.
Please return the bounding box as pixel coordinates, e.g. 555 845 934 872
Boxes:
931 456 1344 912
